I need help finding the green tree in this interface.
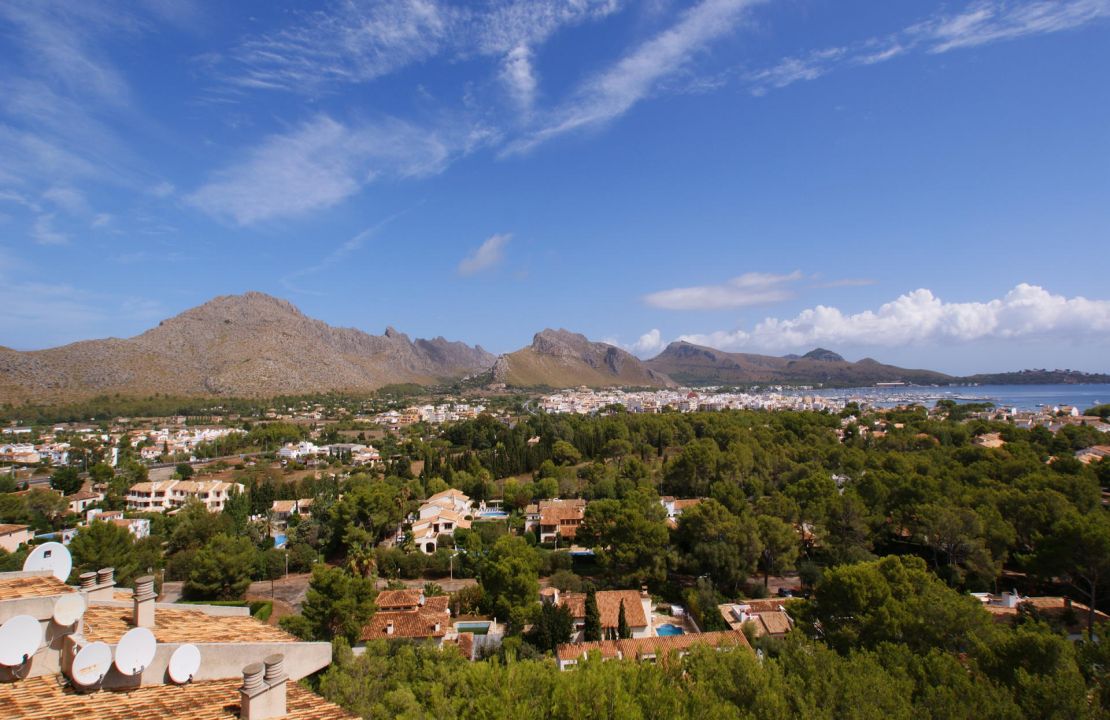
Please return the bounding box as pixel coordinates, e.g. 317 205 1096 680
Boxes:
280 565 376 644
584 587 602 641
803 555 995 654
175 462 194 480
1037 511 1110 633
617 599 631 639
479 535 541 631
552 440 582 466
527 599 574 653
222 487 251 534
674 498 761 593
184 534 258 600
88 463 114 486
50 466 82 495
577 490 672 587
68 520 138 584
757 514 799 587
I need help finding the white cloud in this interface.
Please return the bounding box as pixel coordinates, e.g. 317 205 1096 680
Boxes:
923 0 1110 52
501 44 538 115
508 0 762 153
42 185 89 214
219 0 622 95
679 284 1110 351
746 0 1110 95
458 233 511 276
644 271 801 310
630 328 666 356
31 214 69 245
187 115 457 225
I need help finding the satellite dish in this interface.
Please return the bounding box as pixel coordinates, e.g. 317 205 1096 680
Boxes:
0 615 43 666
70 641 112 686
53 593 86 626
168 643 201 684
114 627 156 676
23 542 72 582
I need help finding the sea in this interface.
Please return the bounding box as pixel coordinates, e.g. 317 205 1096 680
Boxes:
792 384 1110 412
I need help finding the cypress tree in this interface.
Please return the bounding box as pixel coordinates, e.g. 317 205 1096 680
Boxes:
618 598 631 639
584 588 602 641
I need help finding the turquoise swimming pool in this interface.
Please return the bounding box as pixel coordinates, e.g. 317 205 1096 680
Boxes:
656 624 685 636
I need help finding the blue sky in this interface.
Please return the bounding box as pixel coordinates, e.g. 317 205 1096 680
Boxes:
1 0 1108 374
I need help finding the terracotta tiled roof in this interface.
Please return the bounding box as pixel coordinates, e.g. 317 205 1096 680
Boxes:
361 607 449 640
559 590 647 629
539 499 586 526
376 589 423 610
0 574 75 601
672 499 701 511
0 674 357 720
424 595 450 613
0 523 30 535
756 612 792 636
81 605 297 644
742 598 790 613
557 630 749 663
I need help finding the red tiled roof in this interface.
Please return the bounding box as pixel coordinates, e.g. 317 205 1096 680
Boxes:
559 590 647 629
376 589 423 610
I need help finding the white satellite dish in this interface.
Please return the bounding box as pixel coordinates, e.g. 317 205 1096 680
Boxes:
114 627 156 676
168 643 201 684
53 593 86 626
70 641 112 686
23 542 72 582
0 615 43 666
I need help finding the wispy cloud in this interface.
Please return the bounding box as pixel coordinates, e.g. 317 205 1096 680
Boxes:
644 271 802 310
458 233 511 276
31 214 69 246
679 284 1110 351
281 205 421 293
501 44 538 115
746 0 1110 95
508 0 763 153
187 115 466 225
216 0 622 96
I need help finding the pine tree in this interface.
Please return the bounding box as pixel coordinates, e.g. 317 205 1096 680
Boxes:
584 588 602 641
618 598 631 639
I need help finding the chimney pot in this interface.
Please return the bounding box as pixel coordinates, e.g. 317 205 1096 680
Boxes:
80 571 97 590
133 575 157 628
97 567 115 586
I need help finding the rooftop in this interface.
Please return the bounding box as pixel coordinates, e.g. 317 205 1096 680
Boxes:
81 604 298 645
0 573 76 601
559 590 647 628
0 675 356 720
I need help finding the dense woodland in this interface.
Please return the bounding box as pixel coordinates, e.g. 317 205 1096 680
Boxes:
3 403 1109 717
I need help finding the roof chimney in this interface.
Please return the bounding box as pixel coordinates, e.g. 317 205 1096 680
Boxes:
79 571 97 591
88 567 116 600
240 655 288 719
386 621 394 635
133 575 156 628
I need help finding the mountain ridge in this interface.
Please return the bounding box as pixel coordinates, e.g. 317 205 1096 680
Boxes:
0 292 495 401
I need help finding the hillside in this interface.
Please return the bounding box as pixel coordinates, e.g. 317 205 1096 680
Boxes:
489 329 673 388
645 341 952 387
961 369 1110 385
0 293 495 401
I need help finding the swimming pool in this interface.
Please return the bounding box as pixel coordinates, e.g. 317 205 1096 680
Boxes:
656 624 685 636
455 621 492 635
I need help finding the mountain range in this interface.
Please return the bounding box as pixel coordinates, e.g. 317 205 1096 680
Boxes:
0 292 1106 402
